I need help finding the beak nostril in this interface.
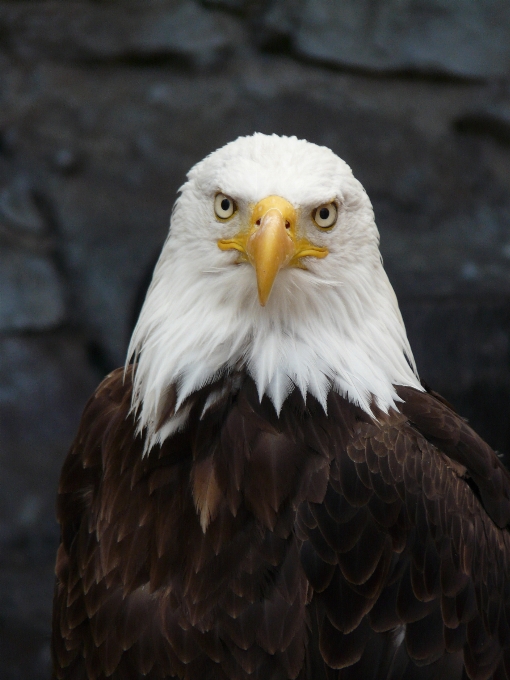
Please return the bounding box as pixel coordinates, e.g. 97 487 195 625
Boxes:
255 219 261 226
285 221 290 229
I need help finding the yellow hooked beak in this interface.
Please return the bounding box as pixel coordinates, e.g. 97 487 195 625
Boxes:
217 196 328 306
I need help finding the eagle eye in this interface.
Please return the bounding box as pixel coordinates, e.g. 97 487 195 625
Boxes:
313 203 337 229
214 193 236 220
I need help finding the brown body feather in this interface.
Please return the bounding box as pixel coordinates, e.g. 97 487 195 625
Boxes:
52 367 510 680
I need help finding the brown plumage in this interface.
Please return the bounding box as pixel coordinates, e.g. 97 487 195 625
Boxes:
52 366 510 680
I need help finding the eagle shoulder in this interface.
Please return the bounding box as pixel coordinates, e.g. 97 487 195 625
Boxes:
299 388 510 679
397 384 510 529
52 369 341 679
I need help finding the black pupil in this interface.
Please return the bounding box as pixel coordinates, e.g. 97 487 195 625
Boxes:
221 198 230 212
319 208 329 220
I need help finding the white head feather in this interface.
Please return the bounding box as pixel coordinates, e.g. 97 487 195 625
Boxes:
127 133 422 452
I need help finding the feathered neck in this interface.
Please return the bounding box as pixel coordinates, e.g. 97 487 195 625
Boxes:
127 236 422 453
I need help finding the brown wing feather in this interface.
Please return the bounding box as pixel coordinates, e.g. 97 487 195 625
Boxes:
397 385 510 529
301 387 510 680
52 368 343 680
53 368 510 680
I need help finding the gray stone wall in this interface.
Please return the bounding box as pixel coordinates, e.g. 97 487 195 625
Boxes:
1 1 510 677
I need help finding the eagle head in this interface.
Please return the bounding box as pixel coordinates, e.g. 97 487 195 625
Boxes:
128 134 422 451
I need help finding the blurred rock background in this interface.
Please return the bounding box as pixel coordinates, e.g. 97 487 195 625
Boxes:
1 0 510 677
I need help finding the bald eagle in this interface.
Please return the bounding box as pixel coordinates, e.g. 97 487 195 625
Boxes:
52 134 510 680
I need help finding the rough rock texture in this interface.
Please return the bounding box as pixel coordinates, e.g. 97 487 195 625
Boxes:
261 0 510 78
0 1 510 677
0 0 238 66
0 333 99 679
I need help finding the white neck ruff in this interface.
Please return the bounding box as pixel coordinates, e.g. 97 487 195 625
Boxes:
127 238 422 453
